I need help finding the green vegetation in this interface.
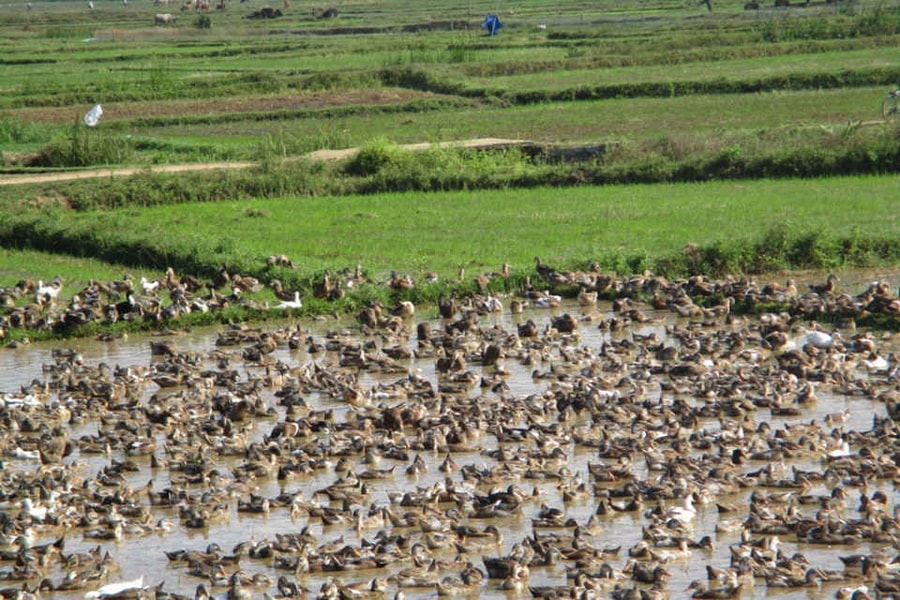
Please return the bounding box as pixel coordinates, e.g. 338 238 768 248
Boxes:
0 0 899 338
2 174 898 286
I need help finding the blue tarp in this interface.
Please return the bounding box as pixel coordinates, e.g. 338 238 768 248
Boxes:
482 13 502 36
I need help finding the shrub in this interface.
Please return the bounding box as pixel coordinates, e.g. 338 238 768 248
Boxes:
852 3 900 36
30 123 134 168
343 138 403 177
787 228 841 269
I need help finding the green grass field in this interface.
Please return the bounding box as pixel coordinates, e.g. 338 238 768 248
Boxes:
2 174 897 291
75 176 900 266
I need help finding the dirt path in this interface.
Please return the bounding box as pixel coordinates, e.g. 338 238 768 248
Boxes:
0 162 257 186
0 138 528 186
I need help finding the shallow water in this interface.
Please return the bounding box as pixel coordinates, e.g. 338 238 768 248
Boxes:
0 270 899 600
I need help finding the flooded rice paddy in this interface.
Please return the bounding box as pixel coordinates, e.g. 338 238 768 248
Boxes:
0 274 899 600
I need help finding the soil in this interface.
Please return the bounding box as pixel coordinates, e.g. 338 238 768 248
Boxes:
0 161 255 185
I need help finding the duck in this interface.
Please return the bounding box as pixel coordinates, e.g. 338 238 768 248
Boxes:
686 580 743 599
391 559 439 588
808 273 839 295
84 576 145 600
453 526 503 554
802 324 838 350
533 258 564 287
405 454 427 476
435 575 479 597
140 277 160 295
649 537 693 562
764 567 822 588
273 576 305 598
482 555 525 580
11 447 40 461
269 279 300 302
438 454 458 474
35 277 63 303
275 292 303 310
19 499 49 522
835 585 872 600
438 296 459 319
861 352 889 373
83 522 124 542
626 562 670 586
577 288 598 306
391 301 415 318
496 563 529 592
509 299 526 314
226 571 253 600
330 577 387 600
388 271 414 291
530 291 562 309
663 493 698 525
193 584 210 600
477 296 503 313
266 254 294 269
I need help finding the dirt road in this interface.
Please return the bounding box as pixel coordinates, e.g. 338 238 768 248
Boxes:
0 138 528 186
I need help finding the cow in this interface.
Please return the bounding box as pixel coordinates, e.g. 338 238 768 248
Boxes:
154 12 176 24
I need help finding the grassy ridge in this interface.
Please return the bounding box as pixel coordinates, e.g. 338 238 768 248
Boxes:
7 122 898 207
93 86 891 149
2 175 898 290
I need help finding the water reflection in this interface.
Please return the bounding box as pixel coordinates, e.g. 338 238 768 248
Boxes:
0 284 898 600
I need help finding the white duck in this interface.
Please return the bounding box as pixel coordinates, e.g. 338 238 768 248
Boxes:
861 352 889 373
826 439 852 459
664 493 698 525
11 446 40 461
35 278 62 302
802 325 838 350
140 276 160 295
84 576 145 600
479 296 503 313
531 291 562 309
275 292 303 310
20 498 48 521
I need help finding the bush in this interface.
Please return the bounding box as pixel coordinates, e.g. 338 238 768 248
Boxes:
343 138 403 177
787 228 841 269
30 123 134 168
194 15 211 29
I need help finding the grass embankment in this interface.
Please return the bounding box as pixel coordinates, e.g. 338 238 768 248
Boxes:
3 175 898 286
6 126 900 203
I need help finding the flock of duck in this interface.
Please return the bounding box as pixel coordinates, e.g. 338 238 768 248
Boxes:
0 262 899 600
0 259 898 343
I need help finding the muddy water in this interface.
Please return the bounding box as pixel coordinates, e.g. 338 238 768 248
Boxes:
0 270 898 600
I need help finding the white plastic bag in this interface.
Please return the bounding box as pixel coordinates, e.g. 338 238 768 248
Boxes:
83 104 103 127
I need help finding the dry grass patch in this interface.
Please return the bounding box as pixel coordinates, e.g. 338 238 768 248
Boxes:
4 88 440 124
